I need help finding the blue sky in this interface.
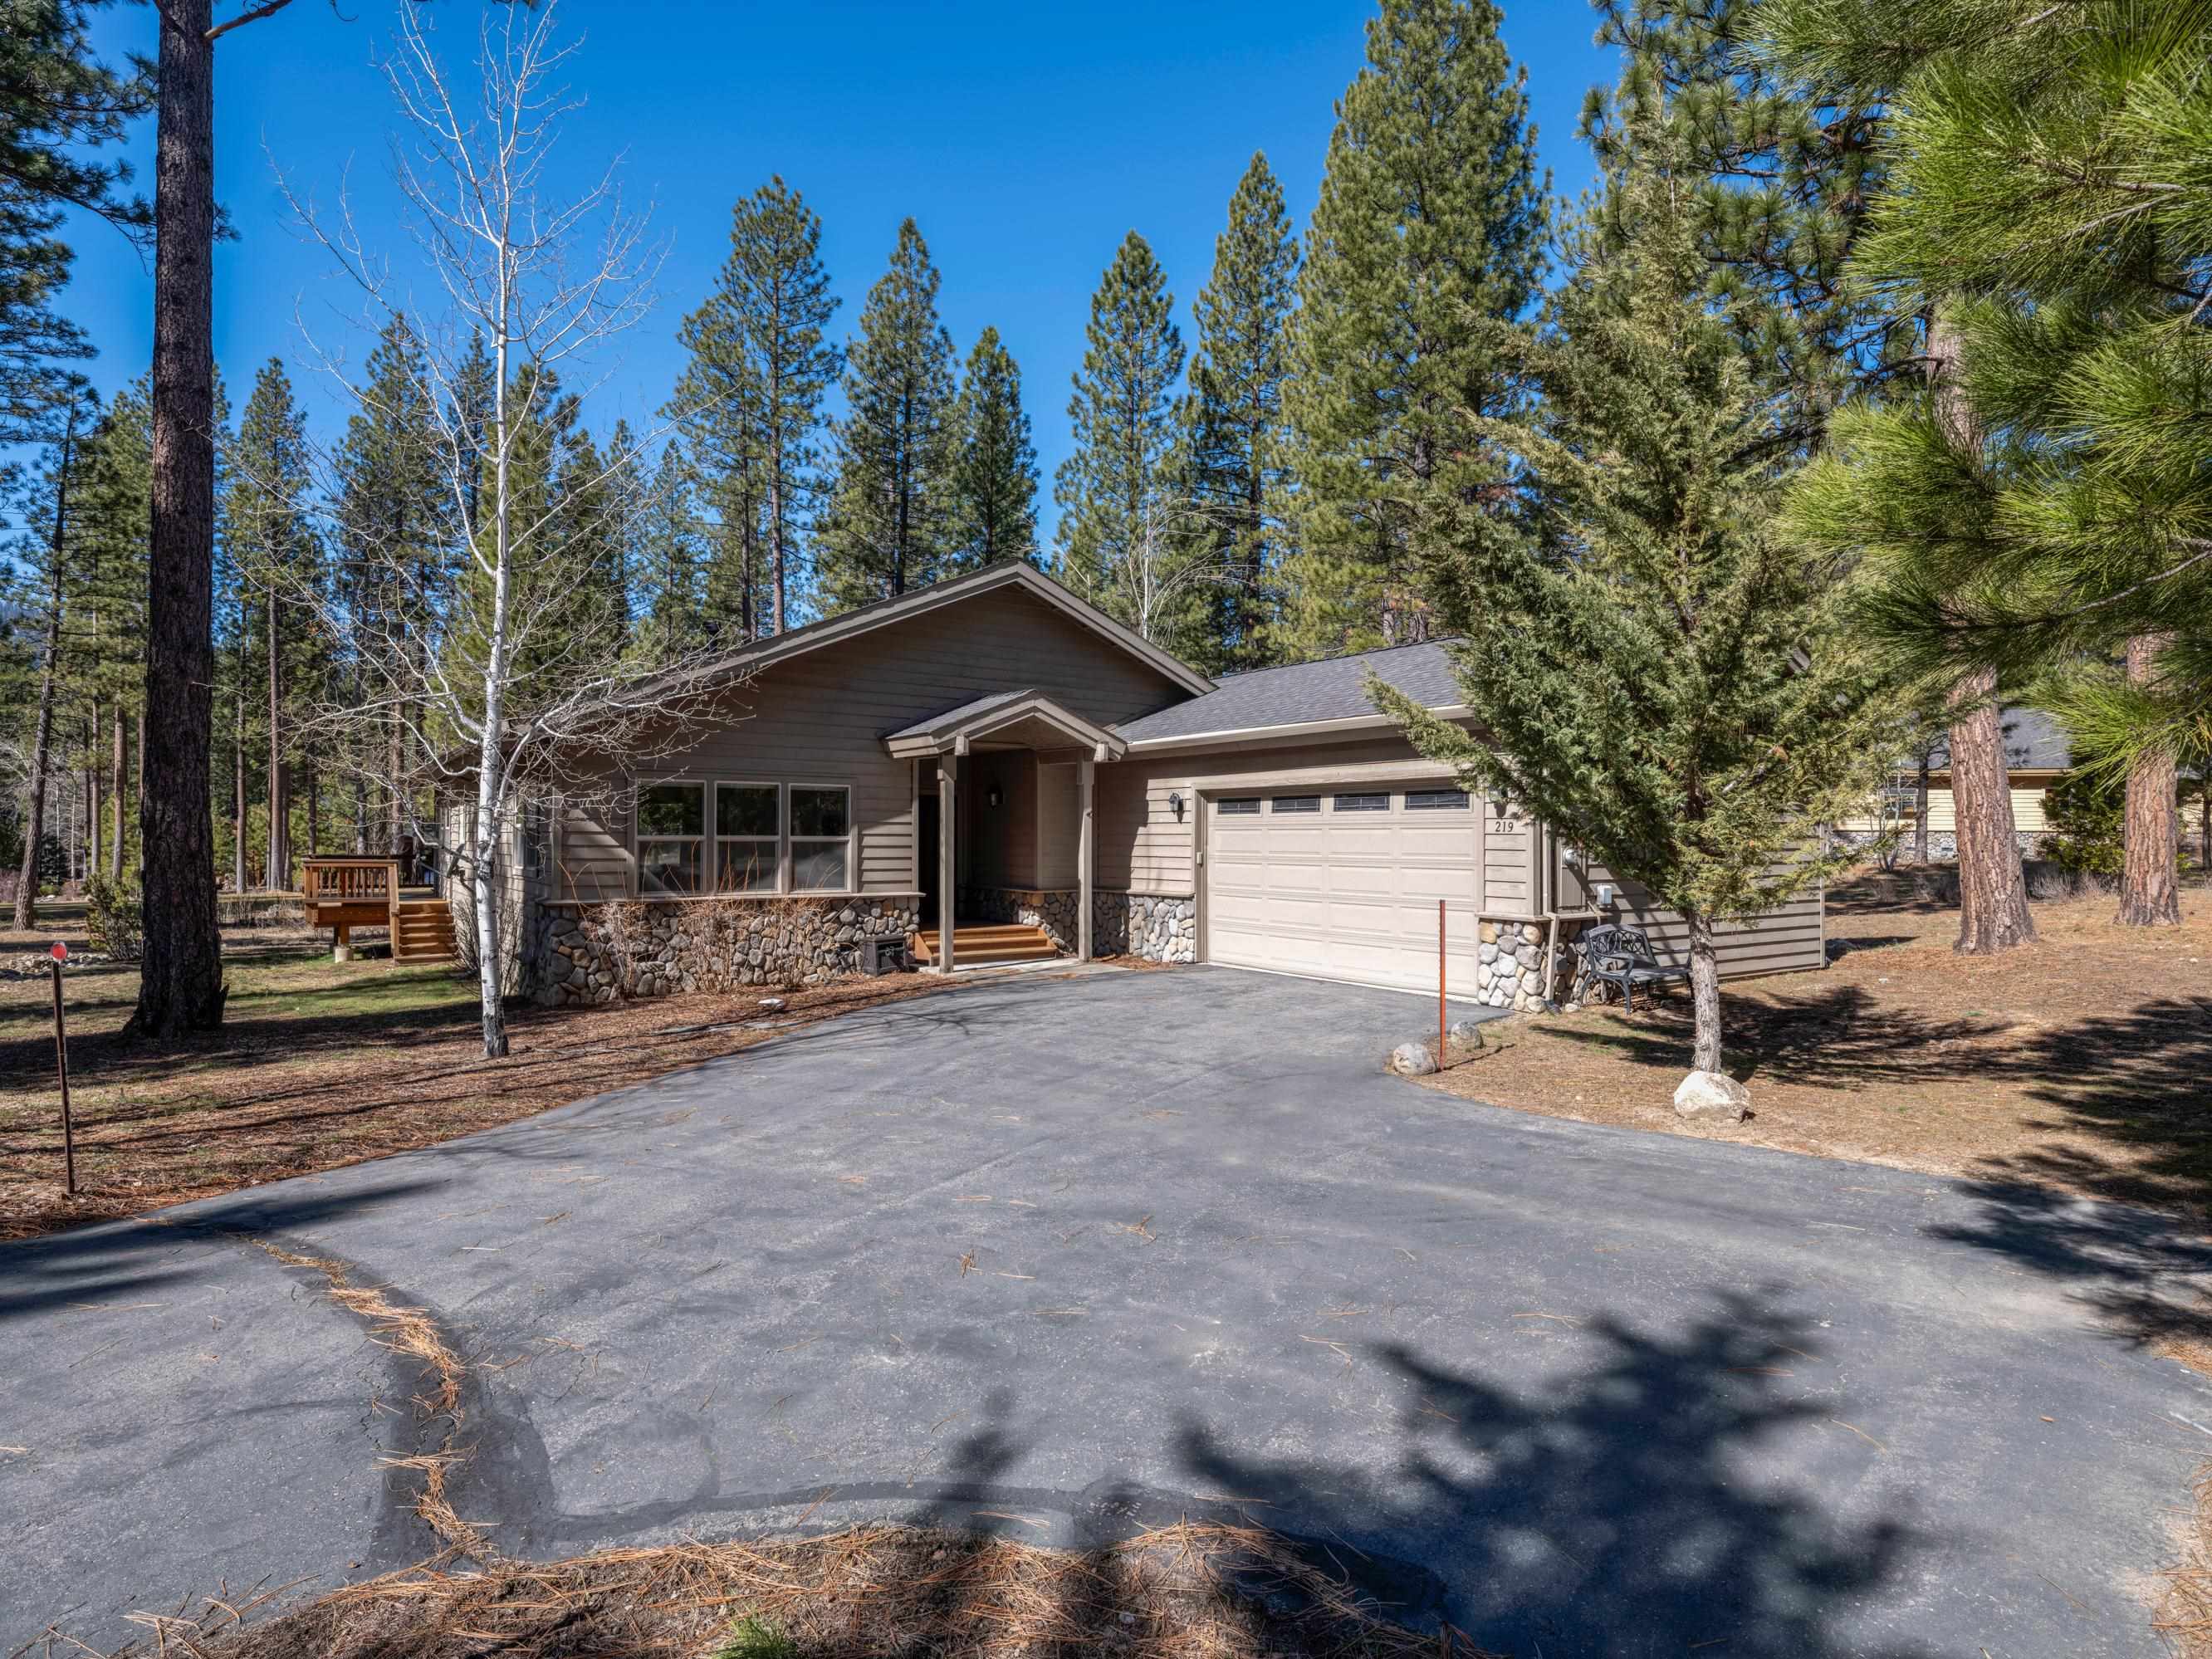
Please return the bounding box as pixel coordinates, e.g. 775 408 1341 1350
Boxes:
61 0 1616 539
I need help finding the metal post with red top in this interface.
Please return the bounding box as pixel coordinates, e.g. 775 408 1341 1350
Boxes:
49 942 75 1197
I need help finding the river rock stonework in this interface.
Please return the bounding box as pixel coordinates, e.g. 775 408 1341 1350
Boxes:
960 885 1079 953
530 896 919 1005
1093 892 1195 963
1475 919 1579 1013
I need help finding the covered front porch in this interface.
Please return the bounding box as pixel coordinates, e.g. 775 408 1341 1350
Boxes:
885 690 1124 973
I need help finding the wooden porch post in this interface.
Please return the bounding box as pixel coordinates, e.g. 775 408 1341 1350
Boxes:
1078 754 1095 962
937 753 958 973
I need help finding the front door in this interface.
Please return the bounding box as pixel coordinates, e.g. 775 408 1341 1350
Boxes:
918 789 941 928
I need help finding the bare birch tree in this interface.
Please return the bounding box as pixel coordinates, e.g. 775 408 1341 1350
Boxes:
279 2 727 1057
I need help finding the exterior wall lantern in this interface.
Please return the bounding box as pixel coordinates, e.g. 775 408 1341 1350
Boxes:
1167 790 1186 820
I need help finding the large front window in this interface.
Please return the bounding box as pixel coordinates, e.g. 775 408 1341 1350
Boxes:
716 783 781 891
637 782 705 895
789 785 850 892
636 777 854 897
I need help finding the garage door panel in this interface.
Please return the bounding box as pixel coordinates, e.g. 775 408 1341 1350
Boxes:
1205 786 1489 994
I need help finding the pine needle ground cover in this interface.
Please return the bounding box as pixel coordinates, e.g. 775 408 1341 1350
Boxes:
0 916 966 1243
1422 871 2212 1222
96 1524 1495 1659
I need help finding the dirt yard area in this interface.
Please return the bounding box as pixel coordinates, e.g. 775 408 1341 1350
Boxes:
0 911 968 1244
111 1524 1484 1659
1426 870 2212 1219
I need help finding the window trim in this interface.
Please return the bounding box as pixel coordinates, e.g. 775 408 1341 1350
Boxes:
634 777 709 897
1405 788 1472 811
786 781 855 895
713 779 784 893
1216 796 1262 816
1333 792 1390 813
1270 794 1323 815
631 775 859 898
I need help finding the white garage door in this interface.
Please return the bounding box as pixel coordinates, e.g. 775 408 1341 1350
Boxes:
1204 784 1488 996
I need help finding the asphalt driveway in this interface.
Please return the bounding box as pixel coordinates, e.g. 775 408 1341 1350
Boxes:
4 965 2209 1657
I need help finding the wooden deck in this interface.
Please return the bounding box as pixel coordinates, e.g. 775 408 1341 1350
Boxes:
300 858 457 963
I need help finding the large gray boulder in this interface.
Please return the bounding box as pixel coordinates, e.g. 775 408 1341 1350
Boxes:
1388 1041 1438 1077
1673 1069 1750 1122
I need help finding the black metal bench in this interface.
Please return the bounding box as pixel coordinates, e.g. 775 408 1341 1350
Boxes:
1569 922 1688 1013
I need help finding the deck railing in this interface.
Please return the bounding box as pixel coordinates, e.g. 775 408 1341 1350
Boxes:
301 857 400 908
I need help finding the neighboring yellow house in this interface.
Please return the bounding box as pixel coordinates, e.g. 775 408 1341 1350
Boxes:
1840 708 2073 855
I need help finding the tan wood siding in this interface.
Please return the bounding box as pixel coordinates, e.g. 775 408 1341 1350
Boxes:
1036 762 1080 888
968 751 1037 888
1578 859 1826 980
556 585 1192 898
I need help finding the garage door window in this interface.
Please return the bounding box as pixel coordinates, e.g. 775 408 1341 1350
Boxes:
1218 797 1261 815
1406 789 1471 810
1272 795 1321 814
1334 793 1389 812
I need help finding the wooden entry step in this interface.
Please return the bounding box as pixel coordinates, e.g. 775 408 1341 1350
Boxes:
911 922 1060 969
391 898 458 964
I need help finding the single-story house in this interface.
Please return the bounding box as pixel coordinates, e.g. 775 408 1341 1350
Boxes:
502 562 1825 1007
1838 709 2073 856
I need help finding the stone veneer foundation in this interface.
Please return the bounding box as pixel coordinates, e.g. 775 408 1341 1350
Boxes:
529 896 919 1005
1094 893 1196 963
1474 918 1581 1012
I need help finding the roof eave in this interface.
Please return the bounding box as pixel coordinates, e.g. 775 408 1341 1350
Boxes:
1120 705 1471 756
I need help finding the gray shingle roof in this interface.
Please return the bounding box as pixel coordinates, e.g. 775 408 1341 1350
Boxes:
1997 707 2073 771
1921 707 2074 773
1114 639 1463 743
885 689 1031 741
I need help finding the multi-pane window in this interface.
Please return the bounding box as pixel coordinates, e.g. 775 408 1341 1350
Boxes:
1334 793 1389 812
636 781 706 895
1271 795 1322 814
1406 788 1471 810
1217 797 1261 816
789 785 851 892
715 783 780 892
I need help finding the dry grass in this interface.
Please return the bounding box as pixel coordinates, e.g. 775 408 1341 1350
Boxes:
1422 869 2212 1217
2163 1465 2212 1659
0 916 1069 1243
89 1524 1496 1659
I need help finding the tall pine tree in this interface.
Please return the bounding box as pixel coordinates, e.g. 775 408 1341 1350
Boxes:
225 359 322 890
816 218 958 611
335 312 449 851
1280 0 1548 658
947 326 1040 570
633 448 710 663
1375 100 1907 1084
1054 231 1190 645
1182 152 1299 674
671 177 839 636
1764 0 2212 933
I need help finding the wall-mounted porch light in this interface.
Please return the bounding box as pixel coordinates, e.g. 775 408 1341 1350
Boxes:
1168 790 1186 820
986 784 1003 809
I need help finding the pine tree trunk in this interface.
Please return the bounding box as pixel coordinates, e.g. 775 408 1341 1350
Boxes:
266 585 286 891
1923 312 2036 957
386 709 404 853
110 712 127 882
10 462 70 929
306 766 319 857
87 702 103 880
131 0 225 1038
1912 751 1931 865
1687 911 1723 1074
1947 671 2038 954
231 671 247 893
2117 631 2181 926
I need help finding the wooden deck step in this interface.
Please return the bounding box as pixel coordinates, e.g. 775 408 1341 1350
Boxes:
911 922 1061 969
391 898 458 964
